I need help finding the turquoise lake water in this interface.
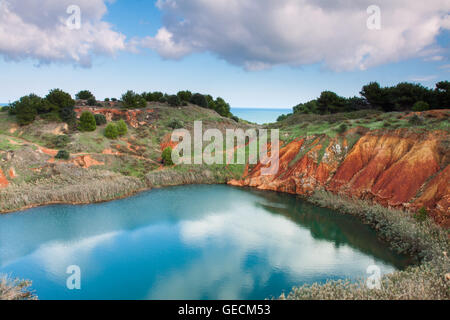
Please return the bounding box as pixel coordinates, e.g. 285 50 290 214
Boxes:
0 185 410 300
231 108 291 124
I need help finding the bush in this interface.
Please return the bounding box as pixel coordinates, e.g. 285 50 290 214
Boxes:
78 111 97 132
104 123 119 139
177 90 192 102
50 135 70 149
162 147 174 166
55 150 70 160
59 106 76 124
414 207 429 223
412 101 430 112
75 90 95 100
336 123 348 134
116 119 128 136
231 115 240 123
87 97 97 106
190 93 208 108
121 90 146 109
168 95 181 107
94 114 107 126
168 119 184 129
12 94 41 125
409 114 424 126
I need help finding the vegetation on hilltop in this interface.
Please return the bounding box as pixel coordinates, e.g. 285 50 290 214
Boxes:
278 81 450 121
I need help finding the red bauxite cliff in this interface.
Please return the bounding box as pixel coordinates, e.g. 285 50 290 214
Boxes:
229 129 450 227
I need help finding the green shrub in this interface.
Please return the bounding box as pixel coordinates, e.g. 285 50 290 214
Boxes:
104 123 119 139
409 114 424 126
162 147 174 166
190 93 208 108
168 119 184 129
168 95 181 107
87 97 97 106
51 135 70 149
336 123 348 134
75 90 95 100
414 207 429 223
116 119 128 136
78 111 97 132
55 150 70 160
12 95 41 125
121 90 146 109
412 101 430 112
177 90 192 102
94 114 107 126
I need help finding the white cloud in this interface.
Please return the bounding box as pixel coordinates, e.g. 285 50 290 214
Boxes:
143 0 450 71
0 0 126 67
409 75 438 82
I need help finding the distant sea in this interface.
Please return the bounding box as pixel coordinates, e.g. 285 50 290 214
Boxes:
231 108 292 124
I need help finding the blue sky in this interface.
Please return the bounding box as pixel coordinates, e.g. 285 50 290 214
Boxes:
0 0 448 108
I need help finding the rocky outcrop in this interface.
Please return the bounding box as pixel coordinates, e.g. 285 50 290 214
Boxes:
229 129 450 227
75 107 156 128
0 168 8 188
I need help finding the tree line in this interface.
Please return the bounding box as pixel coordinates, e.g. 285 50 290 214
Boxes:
3 89 236 126
284 81 449 120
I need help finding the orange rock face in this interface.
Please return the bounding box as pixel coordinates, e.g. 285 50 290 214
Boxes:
0 168 8 188
75 107 154 128
229 129 450 226
71 155 104 169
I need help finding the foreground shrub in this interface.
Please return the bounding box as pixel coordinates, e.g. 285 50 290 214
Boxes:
55 150 70 160
409 114 424 126
104 123 119 139
162 147 174 166
116 119 128 136
78 111 97 132
94 114 107 126
281 191 450 300
168 119 184 129
0 277 36 300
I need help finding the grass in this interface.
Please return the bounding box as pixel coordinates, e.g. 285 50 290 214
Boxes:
281 191 450 300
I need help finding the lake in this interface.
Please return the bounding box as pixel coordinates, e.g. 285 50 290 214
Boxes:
0 185 410 300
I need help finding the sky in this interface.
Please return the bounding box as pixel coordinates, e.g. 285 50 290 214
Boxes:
0 0 449 108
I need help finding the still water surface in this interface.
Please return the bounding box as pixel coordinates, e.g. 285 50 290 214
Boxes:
0 185 410 300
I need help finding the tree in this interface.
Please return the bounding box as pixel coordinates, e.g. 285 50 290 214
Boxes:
435 81 450 109
214 97 231 117
46 89 76 123
168 95 181 107
177 91 192 102
190 93 209 108
46 89 75 110
76 90 95 100
87 97 97 106
360 82 393 112
122 90 147 109
293 100 318 114
116 119 128 136
412 101 430 112
104 123 119 139
12 94 40 125
162 147 174 166
95 114 107 126
317 91 346 114
78 112 97 132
